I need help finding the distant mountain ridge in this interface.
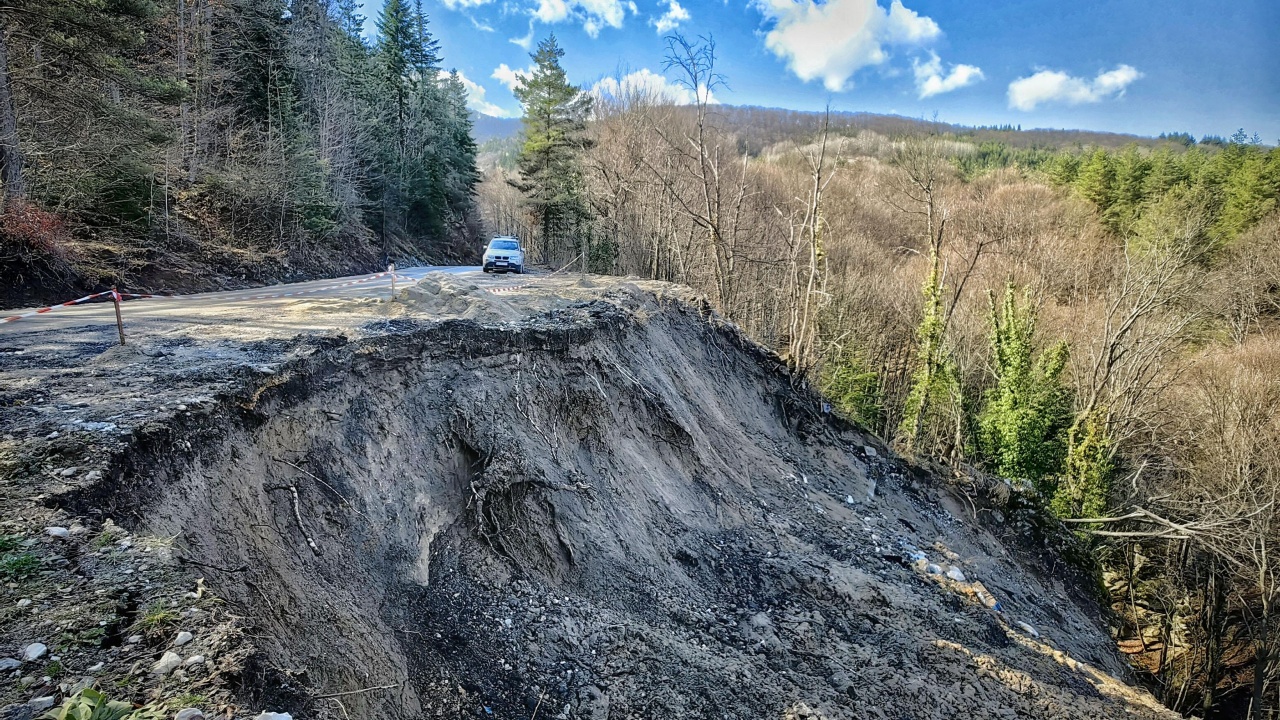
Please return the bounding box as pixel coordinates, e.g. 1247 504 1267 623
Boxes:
472 105 1196 153
471 112 521 143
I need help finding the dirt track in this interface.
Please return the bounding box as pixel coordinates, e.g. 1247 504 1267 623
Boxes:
0 273 1174 719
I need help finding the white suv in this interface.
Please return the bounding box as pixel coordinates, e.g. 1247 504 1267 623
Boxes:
482 236 525 274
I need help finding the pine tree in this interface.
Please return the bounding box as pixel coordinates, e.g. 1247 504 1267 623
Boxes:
513 35 593 263
373 0 443 246
0 0 177 206
1075 148 1116 222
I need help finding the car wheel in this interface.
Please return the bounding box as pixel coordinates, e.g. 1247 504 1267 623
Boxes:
483 268 490 273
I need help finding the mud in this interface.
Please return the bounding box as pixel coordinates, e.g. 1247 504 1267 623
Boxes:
1 276 1175 718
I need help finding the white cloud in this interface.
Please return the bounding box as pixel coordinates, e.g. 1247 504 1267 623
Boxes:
651 0 690 33
456 71 520 118
883 0 939 43
533 0 570 21
510 20 535 50
912 52 983 98
1007 64 1143 111
755 0 941 92
591 68 719 105
493 63 534 92
529 0 628 37
441 0 493 7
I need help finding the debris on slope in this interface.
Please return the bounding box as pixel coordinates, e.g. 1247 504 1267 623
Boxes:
0 275 1176 719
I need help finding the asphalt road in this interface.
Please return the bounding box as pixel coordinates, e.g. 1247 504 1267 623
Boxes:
0 265 486 336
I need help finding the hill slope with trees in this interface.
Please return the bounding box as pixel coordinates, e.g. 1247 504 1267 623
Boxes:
482 33 1280 719
0 0 481 308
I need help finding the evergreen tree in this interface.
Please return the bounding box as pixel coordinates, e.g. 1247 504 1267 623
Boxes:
820 347 883 432
1075 149 1116 222
513 35 593 262
977 285 1071 493
0 0 177 208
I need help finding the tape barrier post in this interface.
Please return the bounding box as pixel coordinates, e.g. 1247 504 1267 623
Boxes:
111 287 126 346
389 263 396 299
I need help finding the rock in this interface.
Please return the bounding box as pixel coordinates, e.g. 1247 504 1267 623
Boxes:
21 644 47 662
183 655 205 667
844 495 855 505
152 651 183 676
946 567 967 583
25 698 55 713
863 445 878 457
174 710 205 720
173 631 194 647
253 713 293 720
0 658 19 672
82 470 103 482
0 702 34 720
925 563 943 575
59 467 78 477
126 635 142 644
44 527 69 539
1017 621 1040 638
87 662 104 672
16 599 31 609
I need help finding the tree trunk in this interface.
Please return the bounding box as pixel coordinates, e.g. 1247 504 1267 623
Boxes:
0 13 25 203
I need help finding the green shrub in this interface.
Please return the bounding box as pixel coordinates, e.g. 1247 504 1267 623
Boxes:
1 552 41 579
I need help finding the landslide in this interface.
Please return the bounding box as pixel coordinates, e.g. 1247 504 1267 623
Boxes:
2 277 1174 719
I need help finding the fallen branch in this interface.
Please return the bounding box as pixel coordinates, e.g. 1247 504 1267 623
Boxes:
314 682 403 700
176 556 249 573
273 457 373 524
267 485 321 556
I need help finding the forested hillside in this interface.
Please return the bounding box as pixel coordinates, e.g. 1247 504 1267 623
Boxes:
484 35 1280 719
0 0 480 307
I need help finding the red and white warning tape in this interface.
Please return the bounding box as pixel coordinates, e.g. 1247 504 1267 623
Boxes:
487 253 583 295
1 291 115 324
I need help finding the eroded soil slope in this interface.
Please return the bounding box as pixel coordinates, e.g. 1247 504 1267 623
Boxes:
0 274 1173 719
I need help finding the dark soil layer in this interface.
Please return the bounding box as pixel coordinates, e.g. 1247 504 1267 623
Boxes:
2 282 1175 719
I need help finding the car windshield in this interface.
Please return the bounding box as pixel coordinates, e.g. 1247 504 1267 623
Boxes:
489 239 519 250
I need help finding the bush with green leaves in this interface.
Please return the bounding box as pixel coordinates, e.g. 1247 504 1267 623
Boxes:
1 551 40 580
1051 411 1114 520
976 285 1072 493
820 347 883 431
39 689 164 720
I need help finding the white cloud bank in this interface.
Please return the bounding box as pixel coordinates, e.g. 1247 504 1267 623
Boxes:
1007 65 1143 111
492 63 534 92
456 71 519 118
755 0 940 91
533 0 627 36
913 52 982 98
651 0 690 33
591 68 716 105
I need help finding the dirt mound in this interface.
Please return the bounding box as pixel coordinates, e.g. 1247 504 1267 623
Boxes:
397 271 513 321
0 280 1174 719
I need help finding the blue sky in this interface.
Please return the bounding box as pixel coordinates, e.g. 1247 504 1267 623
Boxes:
358 0 1279 141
